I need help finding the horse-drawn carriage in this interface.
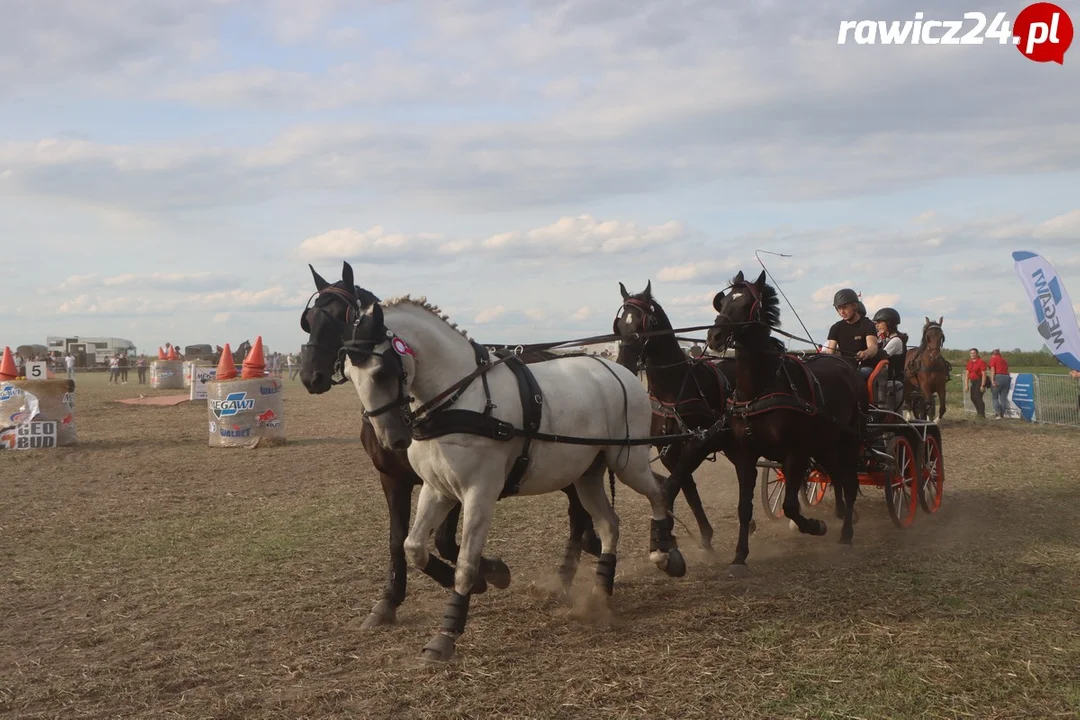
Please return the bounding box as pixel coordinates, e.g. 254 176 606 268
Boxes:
757 358 945 529
298 261 950 663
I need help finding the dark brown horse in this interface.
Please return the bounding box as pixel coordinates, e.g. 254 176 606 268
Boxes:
698 271 865 577
905 316 950 421
299 262 600 628
612 281 739 550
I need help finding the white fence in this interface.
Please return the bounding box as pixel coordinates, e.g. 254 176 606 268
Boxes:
957 372 1080 428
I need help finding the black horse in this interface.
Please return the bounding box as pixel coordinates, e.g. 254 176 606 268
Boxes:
299 261 601 627
612 281 740 550
696 270 865 577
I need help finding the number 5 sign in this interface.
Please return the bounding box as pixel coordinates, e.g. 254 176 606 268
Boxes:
26 361 48 379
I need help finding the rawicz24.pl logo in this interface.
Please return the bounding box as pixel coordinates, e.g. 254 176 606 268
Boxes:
837 3 1074 64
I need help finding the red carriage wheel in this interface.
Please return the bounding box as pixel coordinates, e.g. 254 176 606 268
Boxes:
804 470 829 506
758 465 787 520
884 435 920 529
918 432 944 513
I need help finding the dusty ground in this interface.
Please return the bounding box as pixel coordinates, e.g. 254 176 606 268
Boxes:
2 372 1079 719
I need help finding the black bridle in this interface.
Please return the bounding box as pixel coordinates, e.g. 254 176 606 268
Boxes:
710 282 764 352
339 306 417 423
913 322 947 374
614 297 661 371
300 286 415 425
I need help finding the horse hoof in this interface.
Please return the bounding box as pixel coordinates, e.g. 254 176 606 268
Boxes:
471 575 489 595
700 535 714 552
814 519 828 536
420 633 456 664
728 563 750 579
484 559 512 590
360 598 397 629
663 548 687 578
788 519 799 532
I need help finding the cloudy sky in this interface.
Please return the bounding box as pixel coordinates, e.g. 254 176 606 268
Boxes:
2 0 1078 355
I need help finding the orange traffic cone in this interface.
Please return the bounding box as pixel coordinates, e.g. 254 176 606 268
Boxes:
216 344 237 381
158 347 167 360
242 336 265 379
0 347 16 381
166 346 178 361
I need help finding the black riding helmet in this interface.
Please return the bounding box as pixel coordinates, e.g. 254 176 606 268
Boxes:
873 307 901 327
833 288 859 308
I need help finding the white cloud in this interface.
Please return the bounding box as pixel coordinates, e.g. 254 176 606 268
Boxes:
656 258 739 283
862 293 899 309
571 306 591 321
295 227 444 262
478 215 685 256
996 302 1023 316
474 306 506 324
811 282 852 304
295 215 686 264
1033 209 1080 239
212 312 230 324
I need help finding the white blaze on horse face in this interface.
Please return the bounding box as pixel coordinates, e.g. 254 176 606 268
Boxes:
730 292 743 299
624 312 634 326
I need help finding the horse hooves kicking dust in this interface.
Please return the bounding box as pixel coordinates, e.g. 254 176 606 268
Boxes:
420 633 457 664
360 598 397 629
728 563 750 579
483 559 512 590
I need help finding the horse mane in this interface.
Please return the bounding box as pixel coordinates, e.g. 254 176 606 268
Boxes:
381 294 471 340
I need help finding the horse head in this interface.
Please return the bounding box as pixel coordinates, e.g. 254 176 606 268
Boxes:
921 316 945 348
613 280 669 371
299 260 380 394
707 270 779 352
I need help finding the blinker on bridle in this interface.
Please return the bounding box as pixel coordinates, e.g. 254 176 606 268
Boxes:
710 282 764 349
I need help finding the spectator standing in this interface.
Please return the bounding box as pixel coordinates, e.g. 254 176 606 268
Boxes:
108 354 120 384
119 353 129 384
137 355 147 384
987 349 1011 419
965 348 988 418
65 353 75 380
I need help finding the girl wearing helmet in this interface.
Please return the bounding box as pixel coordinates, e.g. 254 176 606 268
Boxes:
872 307 908 381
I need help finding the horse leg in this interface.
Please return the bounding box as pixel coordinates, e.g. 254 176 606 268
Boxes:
782 453 827 536
361 474 412 629
566 466 621 618
609 445 686 578
835 447 860 546
433 503 510 593
728 452 760 578
420 485 500 663
563 484 601 558
403 483 461 594
663 443 716 551
937 378 947 420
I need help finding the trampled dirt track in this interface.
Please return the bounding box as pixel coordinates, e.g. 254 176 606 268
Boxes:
2 373 1079 719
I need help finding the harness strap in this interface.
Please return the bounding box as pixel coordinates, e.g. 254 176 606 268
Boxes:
500 356 544 499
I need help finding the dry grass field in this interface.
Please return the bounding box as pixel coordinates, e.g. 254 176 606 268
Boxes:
2 372 1079 719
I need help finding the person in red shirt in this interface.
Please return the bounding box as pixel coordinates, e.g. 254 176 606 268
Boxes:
966 348 988 418
987 349 1011 419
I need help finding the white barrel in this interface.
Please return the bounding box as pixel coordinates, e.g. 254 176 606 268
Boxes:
206 375 285 448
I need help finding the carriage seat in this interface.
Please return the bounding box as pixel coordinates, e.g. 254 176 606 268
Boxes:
866 359 904 413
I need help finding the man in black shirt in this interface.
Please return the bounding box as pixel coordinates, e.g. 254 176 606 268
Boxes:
824 288 879 379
